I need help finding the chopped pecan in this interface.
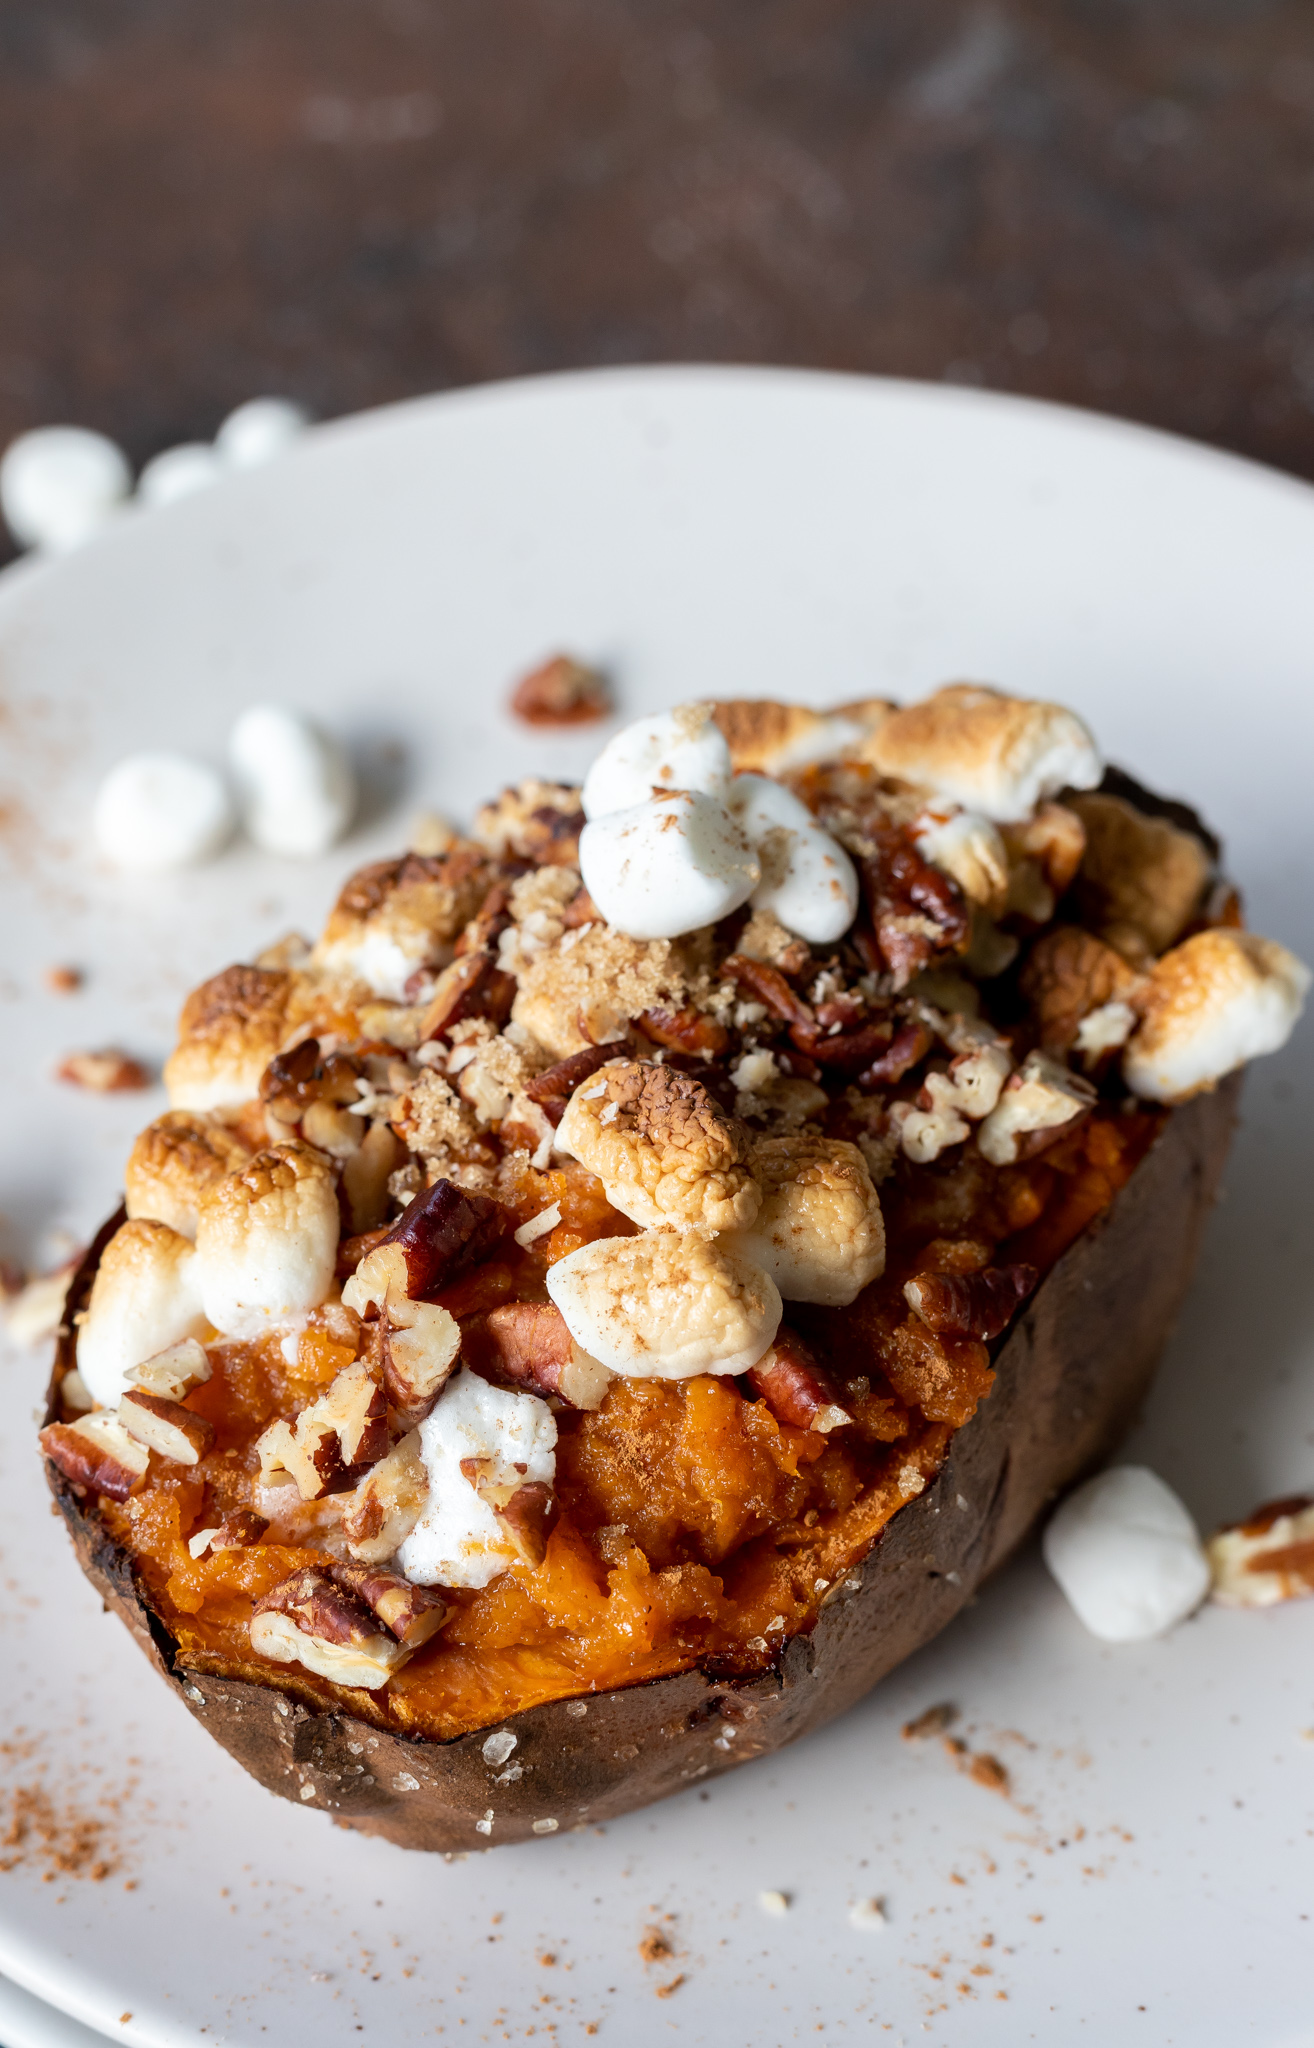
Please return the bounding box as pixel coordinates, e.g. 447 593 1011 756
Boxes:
462 1301 613 1409
342 1429 429 1564
124 1337 211 1402
561 885 602 928
859 1017 932 1087
256 1360 389 1501
377 1178 511 1300
383 1297 462 1431
1020 926 1143 1053
723 955 813 1030
792 1018 893 1074
188 1510 269 1560
524 1044 619 1125
330 1561 449 1647
453 878 519 958
746 1329 850 1433
118 1389 215 1466
509 653 612 728
459 1461 559 1568
903 1263 1038 1342
858 823 970 988
335 1223 392 1279
55 1049 150 1093
635 1006 730 1058
421 950 518 1041
258 1037 363 1121
40 1416 149 1501
250 1566 419 1689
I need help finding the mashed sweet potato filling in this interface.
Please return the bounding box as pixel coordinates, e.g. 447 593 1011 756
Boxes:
102 1108 1156 1740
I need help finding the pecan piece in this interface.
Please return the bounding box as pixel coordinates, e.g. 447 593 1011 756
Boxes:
118 1389 215 1467
330 1562 449 1648
55 1049 150 1093
904 1263 1039 1342
342 1429 430 1564
40 1415 149 1501
383 1296 462 1432
859 1017 932 1087
377 1178 511 1300
258 1037 363 1122
250 1567 417 1690
421 950 517 1041
459 1463 559 1568
188 1510 269 1560
255 1360 390 1501
858 823 970 988
635 1006 730 1058
746 1329 850 1434
462 1301 613 1409
524 1043 619 1125
509 653 612 728
723 954 813 1030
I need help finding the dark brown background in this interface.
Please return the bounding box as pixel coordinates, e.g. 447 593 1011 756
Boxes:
3 0 1314 499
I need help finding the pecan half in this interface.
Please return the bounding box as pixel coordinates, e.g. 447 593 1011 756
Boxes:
330 1561 449 1648
746 1328 851 1433
118 1389 215 1467
421 950 517 1041
858 1017 932 1087
40 1416 149 1501
379 1178 511 1299
903 1263 1038 1342
462 1301 613 1409
509 654 612 728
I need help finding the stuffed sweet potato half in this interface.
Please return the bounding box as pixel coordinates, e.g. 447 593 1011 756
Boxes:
41 686 1307 1851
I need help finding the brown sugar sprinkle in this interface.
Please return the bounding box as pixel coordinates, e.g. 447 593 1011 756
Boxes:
509 654 613 728
55 1048 150 1093
902 1701 958 1741
638 1926 673 1965
44 964 82 994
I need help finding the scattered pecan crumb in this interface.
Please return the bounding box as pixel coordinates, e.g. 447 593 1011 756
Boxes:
655 1975 685 1999
968 1753 1010 1795
510 654 612 728
44 965 82 994
638 1927 672 1965
56 1049 150 1093
538 1952 557 1967
902 1702 958 1741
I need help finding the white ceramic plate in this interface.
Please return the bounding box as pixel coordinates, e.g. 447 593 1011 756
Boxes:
1 367 1311 2048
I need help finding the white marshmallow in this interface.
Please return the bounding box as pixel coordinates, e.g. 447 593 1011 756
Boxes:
93 753 234 872
137 442 224 508
1042 1466 1210 1642
1123 930 1310 1103
546 1229 781 1379
727 774 859 944
399 1368 557 1590
214 397 311 469
0 426 131 552
579 790 759 941
581 704 731 820
77 1220 207 1408
229 705 356 858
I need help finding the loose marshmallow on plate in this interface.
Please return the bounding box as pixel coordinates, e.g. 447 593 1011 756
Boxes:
547 1229 781 1378
579 789 759 940
77 1220 207 1408
194 1143 339 1340
1122 929 1310 1103
1042 1465 1210 1642
93 753 235 872
581 704 731 820
399 1368 558 1590
0 426 131 551
727 773 859 944
137 442 224 508
229 704 356 857
870 683 1102 823
214 397 311 469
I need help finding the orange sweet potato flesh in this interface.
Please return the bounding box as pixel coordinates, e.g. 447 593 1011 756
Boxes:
43 1080 1237 1851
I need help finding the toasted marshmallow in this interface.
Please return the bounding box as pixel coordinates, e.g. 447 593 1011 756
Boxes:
556 1059 760 1232
229 705 356 858
1123 929 1310 1103
581 703 731 820
77 1220 207 1408
214 396 311 468
399 1368 557 1591
312 849 490 999
727 774 858 944
93 753 235 873
912 805 1009 915
163 964 294 1113
547 1230 781 1379
579 790 759 941
869 684 1102 823
0 425 130 551
1043 1466 1209 1642
711 698 885 775
195 1143 339 1339
125 1110 253 1238
977 1050 1093 1166
727 1134 884 1307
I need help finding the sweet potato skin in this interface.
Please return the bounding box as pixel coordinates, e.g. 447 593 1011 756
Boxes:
43 1077 1238 1851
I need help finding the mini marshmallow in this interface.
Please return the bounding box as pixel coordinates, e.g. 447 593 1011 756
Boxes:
77 1220 207 1408
870 683 1102 823
1042 1465 1210 1642
194 1143 339 1340
399 1368 557 1590
581 704 731 820
579 790 759 941
137 442 224 508
727 1132 884 1307
229 705 356 858
1123 929 1310 1103
546 1229 781 1379
214 396 311 469
727 774 859 944
93 753 234 872
125 1111 253 1237
0 426 131 551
